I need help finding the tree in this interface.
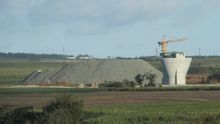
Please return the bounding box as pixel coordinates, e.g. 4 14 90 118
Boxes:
145 72 157 87
135 72 158 87
135 74 145 86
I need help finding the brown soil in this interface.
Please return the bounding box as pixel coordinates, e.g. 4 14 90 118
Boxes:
186 74 208 84
1 91 220 108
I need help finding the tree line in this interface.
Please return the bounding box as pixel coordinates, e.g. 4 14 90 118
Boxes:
0 52 65 60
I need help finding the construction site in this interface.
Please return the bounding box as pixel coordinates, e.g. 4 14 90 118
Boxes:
21 35 192 87
0 36 220 124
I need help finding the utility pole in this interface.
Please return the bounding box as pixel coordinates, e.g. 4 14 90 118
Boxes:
156 47 158 57
63 47 65 56
199 48 201 57
62 47 66 63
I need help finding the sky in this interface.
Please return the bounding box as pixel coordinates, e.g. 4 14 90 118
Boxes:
0 0 220 57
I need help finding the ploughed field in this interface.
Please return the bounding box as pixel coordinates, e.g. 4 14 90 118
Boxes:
0 89 220 108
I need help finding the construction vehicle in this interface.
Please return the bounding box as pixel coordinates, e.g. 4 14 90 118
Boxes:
158 35 187 54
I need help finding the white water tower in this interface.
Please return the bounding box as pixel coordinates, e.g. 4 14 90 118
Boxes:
158 35 192 85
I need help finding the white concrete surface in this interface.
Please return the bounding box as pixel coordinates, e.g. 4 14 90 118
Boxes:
162 53 192 85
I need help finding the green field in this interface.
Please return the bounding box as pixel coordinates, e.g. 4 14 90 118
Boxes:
0 61 63 84
85 101 220 124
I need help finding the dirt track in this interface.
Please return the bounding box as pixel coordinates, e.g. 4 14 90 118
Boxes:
0 91 220 108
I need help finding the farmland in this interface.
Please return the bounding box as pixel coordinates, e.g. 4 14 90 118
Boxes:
0 57 220 123
0 61 63 84
1 88 220 107
0 88 220 123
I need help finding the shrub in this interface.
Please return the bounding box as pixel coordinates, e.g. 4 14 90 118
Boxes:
193 114 220 124
0 106 42 124
99 80 135 88
207 71 220 83
42 95 83 124
0 95 83 124
99 81 123 88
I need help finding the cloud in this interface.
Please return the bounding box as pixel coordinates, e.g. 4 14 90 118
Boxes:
28 0 186 25
0 0 185 34
171 0 220 27
0 0 219 35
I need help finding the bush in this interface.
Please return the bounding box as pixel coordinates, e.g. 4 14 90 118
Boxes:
147 82 156 87
99 80 135 88
121 79 135 87
42 95 83 124
193 114 220 124
99 81 123 88
0 95 83 124
207 71 220 83
0 106 42 124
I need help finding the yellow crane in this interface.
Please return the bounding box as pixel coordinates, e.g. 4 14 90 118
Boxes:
158 35 187 53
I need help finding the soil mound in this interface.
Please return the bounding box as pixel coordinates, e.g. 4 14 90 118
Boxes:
23 59 162 84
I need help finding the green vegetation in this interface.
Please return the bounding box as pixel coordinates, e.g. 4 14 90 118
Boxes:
99 72 158 88
207 71 220 83
99 80 135 88
135 72 158 87
1 95 220 124
43 95 83 124
0 52 65 61
0 61 63 84
0 95 83 124
1 86 220 94
85 101 220 124
0 88 107 94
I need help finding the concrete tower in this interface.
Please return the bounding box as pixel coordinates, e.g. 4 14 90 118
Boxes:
158 35 192 85
161 52 192 85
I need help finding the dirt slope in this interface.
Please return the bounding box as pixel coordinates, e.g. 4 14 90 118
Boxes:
23 59 162 84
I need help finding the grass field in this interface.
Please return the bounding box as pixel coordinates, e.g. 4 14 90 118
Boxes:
85 101 220 124
0 61 63 84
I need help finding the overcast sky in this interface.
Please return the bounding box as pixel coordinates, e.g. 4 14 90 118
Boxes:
0 0 220 57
